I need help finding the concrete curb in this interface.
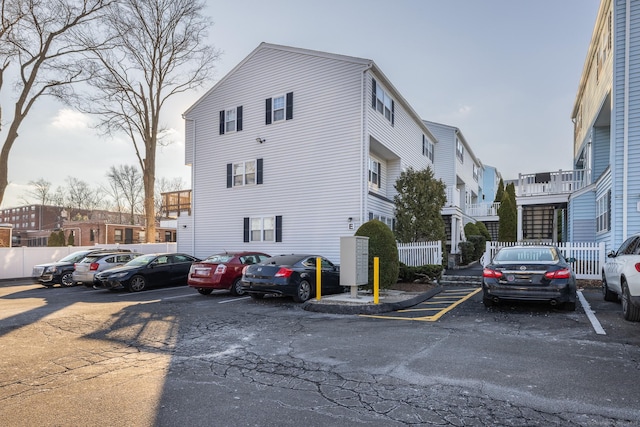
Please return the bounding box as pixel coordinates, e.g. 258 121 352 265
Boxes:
302 286 443 315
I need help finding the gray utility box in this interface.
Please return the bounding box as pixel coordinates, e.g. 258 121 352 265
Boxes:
340 236 369 296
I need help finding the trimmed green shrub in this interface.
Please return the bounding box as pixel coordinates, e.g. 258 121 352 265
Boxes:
467 235 486 260
464 222 480 238
458 241 476 265
398 263 443 283
67 232 75 246
476 221 492 241
355 220 399 289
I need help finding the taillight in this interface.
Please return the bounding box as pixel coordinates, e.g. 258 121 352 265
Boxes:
544 268 571 279
215 264 227 274
635 263 640 273
275 267 293 278
90 263 100 271
483 268 503 279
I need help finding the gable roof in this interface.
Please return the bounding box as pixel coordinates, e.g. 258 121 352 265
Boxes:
423 120 483 167
183 42 437 142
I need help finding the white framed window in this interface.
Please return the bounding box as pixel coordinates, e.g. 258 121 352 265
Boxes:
368 212 394 230
596 191 610 233
272 95 285 122
114 229 123 242
233 160 256 186
225 108 237 132
250 216 275 242
422 135 434 162
368 158 381 188
372 79 394 124
473 164 479 182
456 138 464 163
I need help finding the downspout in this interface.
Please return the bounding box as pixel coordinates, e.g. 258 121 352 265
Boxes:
184 116 196 256
623 0 630 239
361 64 373 226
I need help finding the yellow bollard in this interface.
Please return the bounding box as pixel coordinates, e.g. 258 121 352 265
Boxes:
316 257 322 301
374 257 379 304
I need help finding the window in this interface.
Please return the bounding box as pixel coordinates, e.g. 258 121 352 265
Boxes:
422 135 434 162
368 158 381 187
227 159 263 187
473 164 479 182
456 138 464 163
266 92 293 124
244 216 282 242
371 79 394 125
114 229 123 242
219 106 243 134
368 212 394 230
596 190 611 233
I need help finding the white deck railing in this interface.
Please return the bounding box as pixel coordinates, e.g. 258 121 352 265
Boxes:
517 169 588 197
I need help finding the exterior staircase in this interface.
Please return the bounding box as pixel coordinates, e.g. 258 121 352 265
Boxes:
440 261 482 287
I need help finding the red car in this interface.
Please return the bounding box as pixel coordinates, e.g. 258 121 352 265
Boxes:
188 251 270 296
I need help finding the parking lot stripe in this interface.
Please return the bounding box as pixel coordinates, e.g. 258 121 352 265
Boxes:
218 296 251 304
361 288 481 322
578 290 606 335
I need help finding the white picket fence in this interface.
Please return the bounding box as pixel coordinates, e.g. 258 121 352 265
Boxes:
482 241 606 280
397 241 442 267
0 243 177 280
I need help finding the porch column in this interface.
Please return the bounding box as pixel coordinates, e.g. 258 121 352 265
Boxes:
517 205 523 241
552 207 558 242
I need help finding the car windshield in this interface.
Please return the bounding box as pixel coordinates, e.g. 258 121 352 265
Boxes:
124 254 156 266
59 252 90 263
494 247 558 263
203 254 234 263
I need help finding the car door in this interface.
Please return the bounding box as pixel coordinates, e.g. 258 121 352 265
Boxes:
169 255 194 284
320 257 341 291
606 236 640 293
146 255 173 287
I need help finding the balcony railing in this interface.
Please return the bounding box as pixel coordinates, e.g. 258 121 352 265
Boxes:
161 190 192 218
516 169 588 197
466 202 500 217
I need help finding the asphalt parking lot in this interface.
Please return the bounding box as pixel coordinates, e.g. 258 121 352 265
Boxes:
1 280 639 426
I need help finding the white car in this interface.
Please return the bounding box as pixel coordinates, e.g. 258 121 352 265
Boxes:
602 234 640 321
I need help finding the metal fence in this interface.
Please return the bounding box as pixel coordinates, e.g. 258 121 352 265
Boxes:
482 241 606 280
397 241 442 267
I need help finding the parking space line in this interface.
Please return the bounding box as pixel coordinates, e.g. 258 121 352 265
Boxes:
361 288 481 322
218 296 251 304
578 290 606 335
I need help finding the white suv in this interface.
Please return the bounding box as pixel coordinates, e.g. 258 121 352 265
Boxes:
602 234 640 321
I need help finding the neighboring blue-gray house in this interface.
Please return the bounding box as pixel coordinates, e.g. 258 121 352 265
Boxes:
569 0 640 251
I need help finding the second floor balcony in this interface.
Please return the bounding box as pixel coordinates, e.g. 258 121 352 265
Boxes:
516 169 588 197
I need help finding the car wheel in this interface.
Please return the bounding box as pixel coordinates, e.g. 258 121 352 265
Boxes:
197 288 213 295
230 278 245 296
293 280 312 303
60 272 75 287
129 275 146 292
602 274 618 302
250 293 265 300
482 293 495 307
621 281 640 322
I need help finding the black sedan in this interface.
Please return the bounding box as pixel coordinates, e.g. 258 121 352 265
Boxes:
482 245 577 310
95 253 199 292
241 254 342 302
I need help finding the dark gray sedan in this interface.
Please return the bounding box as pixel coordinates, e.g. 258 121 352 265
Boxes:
482 245 577 310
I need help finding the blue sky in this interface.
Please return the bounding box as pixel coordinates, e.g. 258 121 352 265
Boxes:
0 0 601 208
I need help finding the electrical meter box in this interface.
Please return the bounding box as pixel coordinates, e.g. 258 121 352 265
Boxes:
340 236 369 287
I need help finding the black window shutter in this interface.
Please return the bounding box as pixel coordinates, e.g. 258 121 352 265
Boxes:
243 217 250 242
607 190 612 231
265 98 272 125
377 162 381 188
236 106 243 131
391 100 395 126
371 79 377 109
256 158 263 185
422 135 425 155
275 216 282 242
219 110 225 135
286 92 293 120
226 163 232 188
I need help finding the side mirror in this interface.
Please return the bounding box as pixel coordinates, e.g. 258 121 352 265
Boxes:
566 257 576 263
607 251 616 258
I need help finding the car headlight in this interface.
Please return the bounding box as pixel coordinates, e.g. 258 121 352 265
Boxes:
45 266 57 273
109 272 128 279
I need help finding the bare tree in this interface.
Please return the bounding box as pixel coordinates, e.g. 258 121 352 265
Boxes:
64 176 99 211
106 164 143 225
0 0 112 205
79 0 217 242
21 178 53 205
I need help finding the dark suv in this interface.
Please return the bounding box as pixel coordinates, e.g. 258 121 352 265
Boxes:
32 249 130 287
